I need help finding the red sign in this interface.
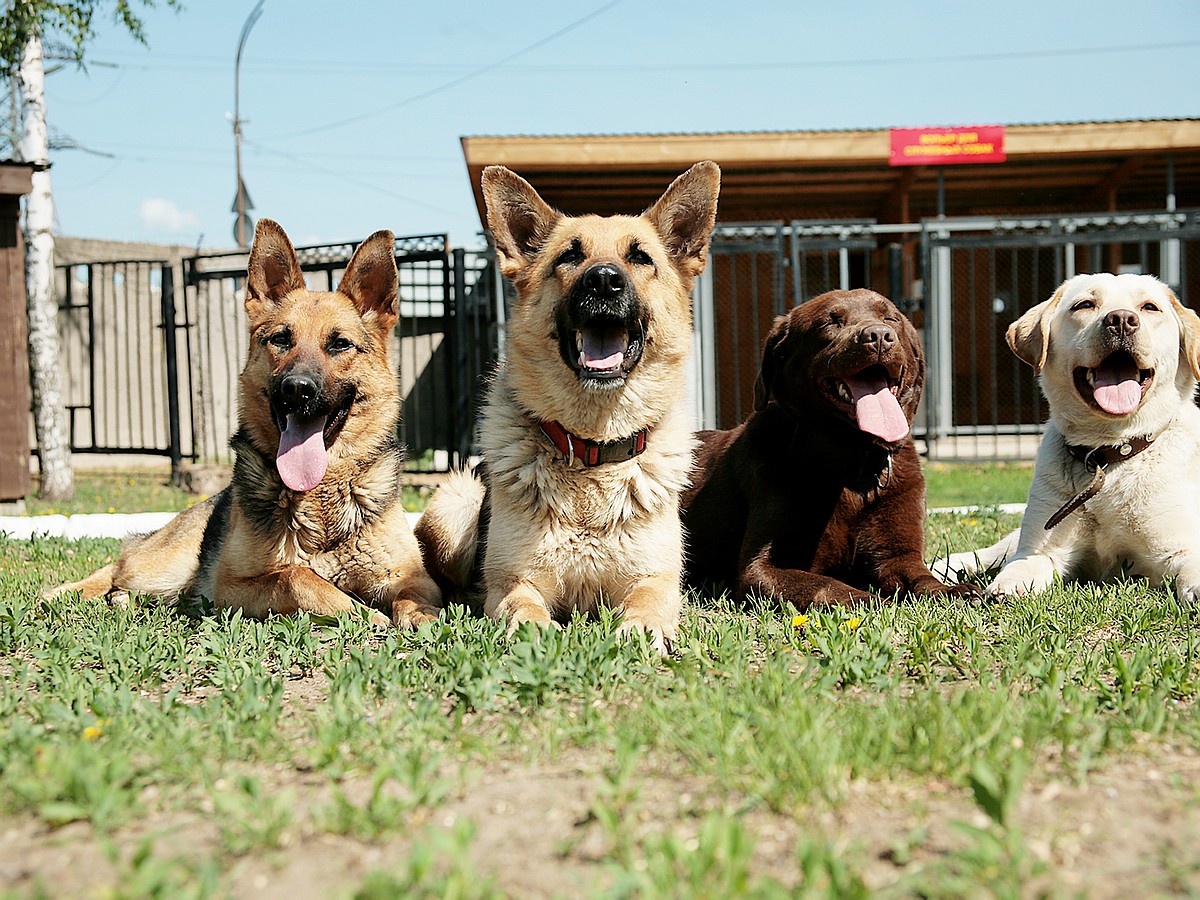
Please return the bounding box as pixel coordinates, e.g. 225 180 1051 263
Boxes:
889 125 1006 166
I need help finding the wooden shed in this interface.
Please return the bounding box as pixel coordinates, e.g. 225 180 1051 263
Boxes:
0 162 34 506
460 119 1200 223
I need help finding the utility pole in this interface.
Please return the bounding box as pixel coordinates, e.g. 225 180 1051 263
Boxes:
233 0 264 248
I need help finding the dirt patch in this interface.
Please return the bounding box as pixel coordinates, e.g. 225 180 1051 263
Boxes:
2 738 1198 897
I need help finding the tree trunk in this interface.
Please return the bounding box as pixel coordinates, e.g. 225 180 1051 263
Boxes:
16 29 73 501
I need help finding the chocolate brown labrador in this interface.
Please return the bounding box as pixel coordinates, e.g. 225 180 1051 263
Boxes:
682 289 978 608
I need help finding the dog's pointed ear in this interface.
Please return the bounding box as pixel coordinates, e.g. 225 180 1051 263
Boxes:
645 160 721 279
1007 281 1068 374
339 230 399 334
1165 284 1200 381
483 166 560 280
754 313 791 411
246 219 306 324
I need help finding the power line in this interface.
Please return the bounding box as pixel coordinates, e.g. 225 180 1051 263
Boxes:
76 138 457 163
265 0 623 141
85 37 1200 76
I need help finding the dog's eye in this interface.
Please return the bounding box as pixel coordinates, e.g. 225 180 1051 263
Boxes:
1071 299 1096 311
327 335 355 354
627 247 654 266
266 330 292 350
1142 301 1161 313
554 246 585 268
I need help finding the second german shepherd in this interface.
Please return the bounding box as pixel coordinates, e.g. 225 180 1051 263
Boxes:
417 163 721 653
50 220 442 628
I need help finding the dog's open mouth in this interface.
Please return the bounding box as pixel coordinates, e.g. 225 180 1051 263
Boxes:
823 364 910 443
1074 351 1154 416
562 318 645 386
271 391 354 492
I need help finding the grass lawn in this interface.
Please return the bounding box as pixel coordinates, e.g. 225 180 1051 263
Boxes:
22 470 430 517
2 466 1197 896
923 461 1034 510
23 470 199 517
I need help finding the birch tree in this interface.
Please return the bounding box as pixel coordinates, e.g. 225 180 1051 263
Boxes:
1 0 180 501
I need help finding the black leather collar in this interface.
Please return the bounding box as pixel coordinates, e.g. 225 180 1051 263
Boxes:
1045 433 1158 530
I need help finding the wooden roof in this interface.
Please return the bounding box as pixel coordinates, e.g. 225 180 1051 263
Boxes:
0 162 34 197
461 119 1200 225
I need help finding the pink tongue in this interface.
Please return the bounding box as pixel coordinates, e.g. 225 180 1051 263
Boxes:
847 374 910 442
1092 358 1142 415
580 327 627 371
276 413 328 492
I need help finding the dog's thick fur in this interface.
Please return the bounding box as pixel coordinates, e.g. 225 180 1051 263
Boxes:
682 289 977 608
416 162 720 652
51 220 441 627
933 273 1200 604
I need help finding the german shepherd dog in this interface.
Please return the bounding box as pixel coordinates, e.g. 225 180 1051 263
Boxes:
416 162 721 653
50 220 442 628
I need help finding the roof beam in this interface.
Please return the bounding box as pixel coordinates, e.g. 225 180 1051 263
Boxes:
875 167 923 221
1083 156 1147 206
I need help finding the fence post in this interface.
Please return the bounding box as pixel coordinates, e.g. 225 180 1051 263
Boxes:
451 247 468 467
160 263 183 485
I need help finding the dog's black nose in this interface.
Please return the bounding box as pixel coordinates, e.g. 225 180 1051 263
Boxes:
581 264 626 297
1105 309 1140 337
859 324 897 350
280 373 318 407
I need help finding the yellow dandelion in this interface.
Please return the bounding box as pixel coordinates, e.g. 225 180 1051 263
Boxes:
844 617 863 631
792 614 811 628
82 725 104 741
965 518 979 527
107 507 116 514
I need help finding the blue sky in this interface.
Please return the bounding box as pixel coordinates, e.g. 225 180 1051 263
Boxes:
37 0 1200 249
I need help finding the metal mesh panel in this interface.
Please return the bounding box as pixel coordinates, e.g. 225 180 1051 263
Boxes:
923 210 1200 459
52 236 499 474
702 213 1200 459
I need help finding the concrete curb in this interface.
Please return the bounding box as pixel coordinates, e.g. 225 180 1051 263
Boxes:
927 503 1027 516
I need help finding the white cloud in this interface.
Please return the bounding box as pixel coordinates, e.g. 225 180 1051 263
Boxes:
137 197 201 234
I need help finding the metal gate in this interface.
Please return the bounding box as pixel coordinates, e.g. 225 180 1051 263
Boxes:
699 220 916 430
697 211 1200 458
55 259 187 470
55 236 500 477
922 210 1200 459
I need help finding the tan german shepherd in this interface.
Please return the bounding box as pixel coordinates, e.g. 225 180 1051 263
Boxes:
416 162 720 652
50 220 441 627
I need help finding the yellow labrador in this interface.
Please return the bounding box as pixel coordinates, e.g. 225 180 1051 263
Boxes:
934 273 1200 603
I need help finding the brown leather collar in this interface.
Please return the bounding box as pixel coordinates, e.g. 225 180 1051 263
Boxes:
538 419 648 467
1045 433 1158 530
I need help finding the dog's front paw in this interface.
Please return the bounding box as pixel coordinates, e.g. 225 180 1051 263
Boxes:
939 582 983 603
616 614 676 656
985 557 1056 602
391 598 441 629
503 601 559 637
1173 581 1200 608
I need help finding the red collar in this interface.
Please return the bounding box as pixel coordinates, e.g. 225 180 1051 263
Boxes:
538 419 648 467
